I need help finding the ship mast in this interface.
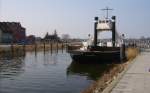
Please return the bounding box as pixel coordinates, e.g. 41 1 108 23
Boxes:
101 6 113 19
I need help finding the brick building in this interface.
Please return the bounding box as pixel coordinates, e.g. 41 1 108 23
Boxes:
0 22 26 44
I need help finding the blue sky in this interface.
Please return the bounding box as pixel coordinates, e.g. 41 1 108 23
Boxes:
0 0 150 38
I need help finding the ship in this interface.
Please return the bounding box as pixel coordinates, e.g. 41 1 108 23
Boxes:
68 8 126 63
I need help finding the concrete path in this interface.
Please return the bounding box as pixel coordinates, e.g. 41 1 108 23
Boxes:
111 51 150 93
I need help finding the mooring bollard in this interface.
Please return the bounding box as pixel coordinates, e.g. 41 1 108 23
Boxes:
120 44 126 61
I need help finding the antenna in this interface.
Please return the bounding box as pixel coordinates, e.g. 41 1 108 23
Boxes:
0 0 2 20
101 6 113 19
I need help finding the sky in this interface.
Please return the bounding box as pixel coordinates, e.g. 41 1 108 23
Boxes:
0 0 150 39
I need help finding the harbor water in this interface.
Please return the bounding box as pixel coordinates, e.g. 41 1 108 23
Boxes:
0 51 112 93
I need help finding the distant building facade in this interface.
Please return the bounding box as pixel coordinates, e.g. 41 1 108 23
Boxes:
44 30 60 42
0 22 26 44
26 35 36 44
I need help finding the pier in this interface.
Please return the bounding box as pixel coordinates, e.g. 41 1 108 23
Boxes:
103 49 150 93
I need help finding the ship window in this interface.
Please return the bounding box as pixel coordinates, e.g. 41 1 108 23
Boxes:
102 21 105 23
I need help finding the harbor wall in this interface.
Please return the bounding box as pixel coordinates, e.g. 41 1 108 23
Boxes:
81 47 139 93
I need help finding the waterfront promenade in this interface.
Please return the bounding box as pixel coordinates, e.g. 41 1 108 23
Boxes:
111 49 150 93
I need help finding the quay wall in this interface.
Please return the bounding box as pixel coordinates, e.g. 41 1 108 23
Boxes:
81 47 139 93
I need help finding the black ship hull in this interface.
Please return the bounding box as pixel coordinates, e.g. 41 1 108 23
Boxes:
69 49 122 63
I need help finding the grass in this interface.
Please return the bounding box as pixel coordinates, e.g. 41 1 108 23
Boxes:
126 47 139 61
26 43 65 51
0 43 66 58
81 47 139 93
0 43 65 52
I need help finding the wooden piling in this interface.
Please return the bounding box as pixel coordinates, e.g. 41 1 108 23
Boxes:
66 41 69 52
44 41 46 54
11 42 14 57
23 43 26 56
23 44 25 51
35 43 37 55
62 42 63 53
49 41 51 51
50 42 53 54
56 41 58 53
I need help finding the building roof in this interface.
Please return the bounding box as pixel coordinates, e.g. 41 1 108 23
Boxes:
0 22 25 33
44 32 60 40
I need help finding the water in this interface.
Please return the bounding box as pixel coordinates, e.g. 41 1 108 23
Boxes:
0 51 112 93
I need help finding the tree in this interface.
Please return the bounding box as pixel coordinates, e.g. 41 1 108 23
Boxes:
61 34 70 40
140 36 145 40
54 30 57 35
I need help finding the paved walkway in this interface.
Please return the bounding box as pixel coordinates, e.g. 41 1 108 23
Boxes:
111 51 150 93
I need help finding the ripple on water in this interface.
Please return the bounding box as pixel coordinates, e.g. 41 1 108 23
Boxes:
0 51 108 93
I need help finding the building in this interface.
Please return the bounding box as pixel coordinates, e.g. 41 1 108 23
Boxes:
0 23 13 43
26 35 36 44
44 30 60 42
0 22 26 44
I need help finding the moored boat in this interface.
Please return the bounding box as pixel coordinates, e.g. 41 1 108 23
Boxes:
68 8 126 63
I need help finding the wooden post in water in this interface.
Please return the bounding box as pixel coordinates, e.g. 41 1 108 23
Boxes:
44 41 46 54
61 42 63 53
23 44 25 52
11 42 14 57
66 41 69 52
23 43 26 56
49 40 50 51
56 41 58 53
65 41 67 52
50 42 52 54
34 42 37 56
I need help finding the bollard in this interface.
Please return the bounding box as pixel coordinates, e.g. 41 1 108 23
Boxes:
120 44 126 61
